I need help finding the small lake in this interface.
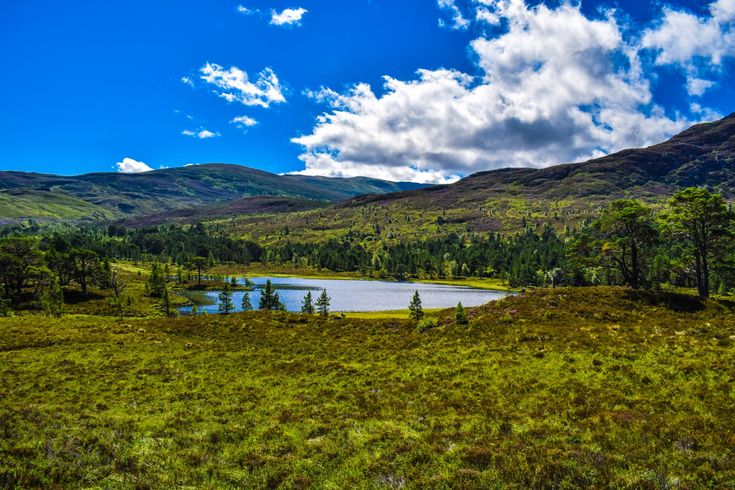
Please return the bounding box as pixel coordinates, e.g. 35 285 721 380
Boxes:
179 276 509 314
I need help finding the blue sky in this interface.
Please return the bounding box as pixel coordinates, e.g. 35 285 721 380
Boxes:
1 0 733 182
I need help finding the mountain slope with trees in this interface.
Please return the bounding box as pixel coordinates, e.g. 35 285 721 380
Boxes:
233 114 735 242
0 164 426 223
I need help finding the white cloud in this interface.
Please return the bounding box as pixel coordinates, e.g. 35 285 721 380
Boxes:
181 76 194 87
236 5 254 15
438 0 469 30
293 1 691 184
641 0 735 95
231 115 258 129
712 0 735 23
116 157 153 173
687 77 716 97
182 129 220 139
270 7 308 26
199 62 286 108
475 7 500 25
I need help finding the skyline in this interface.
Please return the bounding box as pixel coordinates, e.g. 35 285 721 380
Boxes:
1 0 734 183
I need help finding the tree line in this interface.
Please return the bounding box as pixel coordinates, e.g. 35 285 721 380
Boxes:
1 187 733 316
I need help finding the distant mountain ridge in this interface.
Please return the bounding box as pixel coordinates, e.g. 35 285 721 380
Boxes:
343 113 735 210
222 113 735 242
0 164 427 224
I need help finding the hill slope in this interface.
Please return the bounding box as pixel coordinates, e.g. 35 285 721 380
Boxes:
0 164 426 223
232 113 735 242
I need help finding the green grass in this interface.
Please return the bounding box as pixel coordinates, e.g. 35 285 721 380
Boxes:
344 308 443 319
2 287 735 488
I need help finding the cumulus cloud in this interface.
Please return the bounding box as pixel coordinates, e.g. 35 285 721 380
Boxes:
182 129 220 139
641 0 735 95
200 62 286 108
116 157 153 173
293 0 691 183
236 5 254 15
271 7 308 26
438 0 470 30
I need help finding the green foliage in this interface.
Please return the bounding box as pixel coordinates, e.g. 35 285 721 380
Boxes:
145 263 166 298
241 291 253 312
596 199 658 289
189 256 209 287
315 289 330 317
416 317 438 333
218 282 234 315
301 291 315 315
455 302 468 325
408 290 424 321
258 280 284 311
661 187 735 298
39 273 64 318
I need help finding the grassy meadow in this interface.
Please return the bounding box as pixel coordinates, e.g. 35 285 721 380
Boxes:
2 287 735 488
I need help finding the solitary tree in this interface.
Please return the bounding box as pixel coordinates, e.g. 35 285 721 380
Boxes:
189 256 209 287
455 302 468 325
596 199 658 289
259 280 284 311
315 289 330 316
408 290 424 321
161 284 171 317
301 291 315 314
241 291 253 311
218 281 234 314
662 187 735 298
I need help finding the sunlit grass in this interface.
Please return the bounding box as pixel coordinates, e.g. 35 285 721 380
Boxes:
2 287 734 487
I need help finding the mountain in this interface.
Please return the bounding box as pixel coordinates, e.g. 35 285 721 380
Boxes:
231 113 735 242
0 164 427 224
346 112 735 208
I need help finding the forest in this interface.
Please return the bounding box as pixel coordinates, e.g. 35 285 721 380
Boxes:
1 186 734 316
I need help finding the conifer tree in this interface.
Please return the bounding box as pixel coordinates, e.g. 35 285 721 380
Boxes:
455 302 468 325
241 291 253 311
408 290 424 321
315 289 330 316
259 280 284 311
218 281 234 315
301 291 315 314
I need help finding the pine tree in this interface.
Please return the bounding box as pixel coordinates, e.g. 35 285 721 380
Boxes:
315 289 330 316
241 291 253 311
162 283 172 317
259 280 284 311
455 302 468 325
408 290 424 321
301 291 315 314
218 281 234 315
145 263 166 298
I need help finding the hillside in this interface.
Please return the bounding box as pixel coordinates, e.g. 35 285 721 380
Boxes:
0 164 426 223
232 114 735 242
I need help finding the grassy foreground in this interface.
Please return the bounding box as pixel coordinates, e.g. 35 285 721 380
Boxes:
1 287 735 488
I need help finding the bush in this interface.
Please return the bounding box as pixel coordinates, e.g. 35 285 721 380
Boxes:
0 298 11 317
416 317 438 333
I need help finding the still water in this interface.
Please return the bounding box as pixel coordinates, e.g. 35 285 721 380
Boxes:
179 276 508 314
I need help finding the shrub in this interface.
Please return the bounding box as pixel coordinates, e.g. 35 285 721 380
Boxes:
416 317 438 333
